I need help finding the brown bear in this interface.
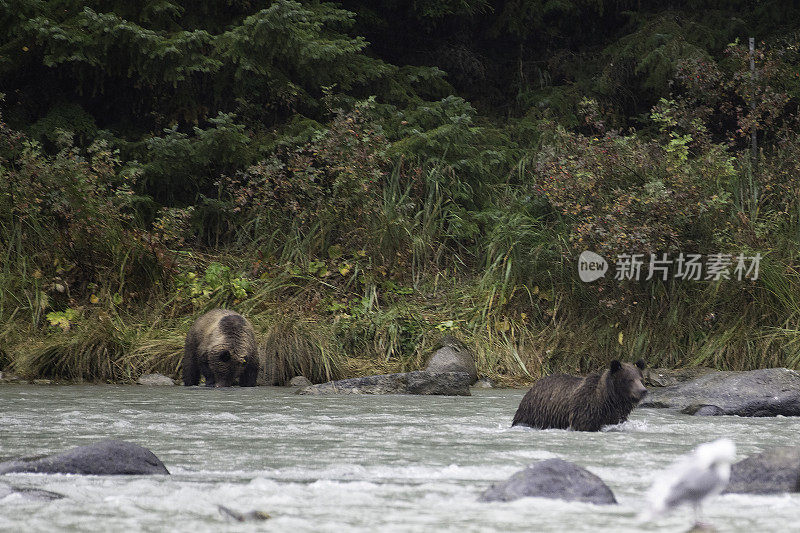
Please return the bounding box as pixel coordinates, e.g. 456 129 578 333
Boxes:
511 359 647 431
182 309 259 387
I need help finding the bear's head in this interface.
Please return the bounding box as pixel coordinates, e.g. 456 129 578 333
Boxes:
609 359 647 403
202 313 251 387
205 344 247 387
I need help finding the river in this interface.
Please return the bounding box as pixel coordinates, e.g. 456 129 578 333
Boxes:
1 385 798 532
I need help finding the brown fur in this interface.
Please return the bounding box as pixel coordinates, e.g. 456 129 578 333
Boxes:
511 360 647 431
182 309 259 387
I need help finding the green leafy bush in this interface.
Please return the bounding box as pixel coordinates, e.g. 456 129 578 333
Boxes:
175 262 252 307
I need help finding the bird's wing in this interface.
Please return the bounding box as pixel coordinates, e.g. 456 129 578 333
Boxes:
664 469 724 509
646 455 694 509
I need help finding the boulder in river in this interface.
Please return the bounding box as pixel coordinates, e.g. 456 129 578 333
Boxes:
424 335 478 384
289 376 312 387
297 371 471 396
680 404 726 416
0 440 170 475
480 458 617 504
644 367 717 387
137 373 175 386
641 368 800 416
724 447 800 494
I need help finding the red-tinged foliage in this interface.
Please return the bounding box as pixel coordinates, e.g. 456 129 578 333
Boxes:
220 103 388 252
532 121 729 259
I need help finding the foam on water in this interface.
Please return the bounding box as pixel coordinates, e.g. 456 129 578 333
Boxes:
1 385 799 532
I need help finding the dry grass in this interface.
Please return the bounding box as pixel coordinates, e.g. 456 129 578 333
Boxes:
257 316 344 385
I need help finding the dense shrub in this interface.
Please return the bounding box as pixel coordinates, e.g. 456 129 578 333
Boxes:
0 114 157 319
533 110 734 258
211 101 388 256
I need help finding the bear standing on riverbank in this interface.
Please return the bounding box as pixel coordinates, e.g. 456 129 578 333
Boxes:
512 360 647 431
182 309 259 387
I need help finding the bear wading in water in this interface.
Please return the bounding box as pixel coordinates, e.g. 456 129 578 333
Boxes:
182 309 259 387
512 360 647 431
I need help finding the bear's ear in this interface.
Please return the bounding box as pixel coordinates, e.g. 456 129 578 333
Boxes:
635 359 646 370
610 360 622 373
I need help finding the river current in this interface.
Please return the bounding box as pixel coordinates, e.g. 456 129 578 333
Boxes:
0 385 798 532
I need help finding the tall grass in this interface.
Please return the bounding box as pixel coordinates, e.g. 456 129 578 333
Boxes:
258 316 343 385
5 261 800 383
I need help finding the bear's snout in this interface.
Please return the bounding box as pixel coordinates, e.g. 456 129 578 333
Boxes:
632 385 647 402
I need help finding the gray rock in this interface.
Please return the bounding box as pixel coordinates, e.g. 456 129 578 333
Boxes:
680 404 726 416
641 368 800 416
0 483 64 501
645 367 717 387
0 440 170 475
297 371 471 396
0 372 23 384
724 447 800 494
136 373 175 386
289 376 312 387
425 335 478 384
480 458 616 504
473 377 494 389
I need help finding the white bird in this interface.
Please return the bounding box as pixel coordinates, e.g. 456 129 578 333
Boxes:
640 438 737 527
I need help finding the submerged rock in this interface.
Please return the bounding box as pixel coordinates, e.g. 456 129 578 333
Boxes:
425 335 478 384
137 373 175 386
297 371 471 396
0 483 64 501
473 377 494 389
687 524 718 533
218 505 271 521
724 447 800 494
289 376 312 387
480 458 616 504
641 368 800 416
0 440 170 475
